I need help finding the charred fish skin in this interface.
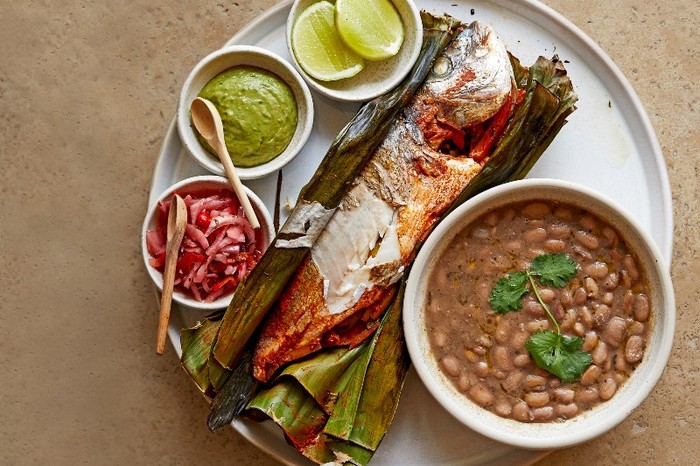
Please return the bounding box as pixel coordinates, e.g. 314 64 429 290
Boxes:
253 22 515 382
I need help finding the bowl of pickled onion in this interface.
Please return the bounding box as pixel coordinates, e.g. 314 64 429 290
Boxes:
141 175 274 311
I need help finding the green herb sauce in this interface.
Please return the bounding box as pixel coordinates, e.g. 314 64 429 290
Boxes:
196 66 298 168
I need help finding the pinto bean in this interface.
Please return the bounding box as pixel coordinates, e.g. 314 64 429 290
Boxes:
634 293 650 322
544 239 567 252
573 244 594 260
532 406 555 421
458 374 470 392
620 269 632 288
602 292 614 306
625 335 645 363
585 277 600 298
525 391 550 408
523 202 552 219
477 335 493 348
601 227 619 247
580 364 602 385
433 331 447 348
603 316 628 347
474 361 489 378
575 387 600 405
511 330 530 349
601 273 619 290
585 262 609 279
494 398 513 417
524 227 547 243
493 346 514 371
574 322 586 336
553 388 576 404
591 341 609 366
556 403 579 419
513 353 531 368
471 227 490 239
575 230 600 250
582 331 599 351
512 401 531 422
538 288 555 303
548 223 571 239
599 378 618 401
469 383 495 406
623 255 640 281
526 319 550 333
580 215 597 231
560 308 577 331
502 369 526 394
615 346 631 372
561 288 573 308
623 289 635 315
495 320 512 344
574 287 588 305
553 207 573 220
523 375 547 391
441 356 460 377
579 305 593 329
505 240 523 254
629 321 646 336
523 300 545 317
593 304 612 328
484 211 499 227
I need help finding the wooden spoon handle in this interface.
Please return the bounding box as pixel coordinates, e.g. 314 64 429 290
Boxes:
215 141 261 230
156 195 187 355
155 250 177 354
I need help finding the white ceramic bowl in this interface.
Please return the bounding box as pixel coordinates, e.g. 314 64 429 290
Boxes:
177 45 314 179
403 178 675 450
141 175 274 311
286 0 423 102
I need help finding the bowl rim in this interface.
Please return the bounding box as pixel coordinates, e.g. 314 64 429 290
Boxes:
176 44 314 180
403 178 676 449
141 175 274 311
285 0 423 102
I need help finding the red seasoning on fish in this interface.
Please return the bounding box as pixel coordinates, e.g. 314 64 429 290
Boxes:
146 189 262 303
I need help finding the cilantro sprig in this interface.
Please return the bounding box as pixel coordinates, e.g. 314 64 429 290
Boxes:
489 253 591 383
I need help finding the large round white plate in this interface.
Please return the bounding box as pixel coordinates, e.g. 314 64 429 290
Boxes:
147 1 673 464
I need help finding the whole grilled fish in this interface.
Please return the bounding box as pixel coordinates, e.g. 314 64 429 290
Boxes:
254 21 515 382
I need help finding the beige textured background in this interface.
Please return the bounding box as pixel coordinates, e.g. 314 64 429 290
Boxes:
1 0 697 464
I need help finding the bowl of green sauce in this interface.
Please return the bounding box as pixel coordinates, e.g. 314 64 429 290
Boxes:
178 45 314 179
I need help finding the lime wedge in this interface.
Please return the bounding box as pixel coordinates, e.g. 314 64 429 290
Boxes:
291 1 365 82
335 0 404 61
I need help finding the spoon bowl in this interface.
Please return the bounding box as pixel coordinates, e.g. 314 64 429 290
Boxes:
190 97 260 229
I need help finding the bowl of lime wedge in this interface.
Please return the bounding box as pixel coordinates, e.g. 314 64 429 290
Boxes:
286 0 423 102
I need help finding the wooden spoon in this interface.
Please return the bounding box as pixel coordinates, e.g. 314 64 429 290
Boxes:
155 194 188 355
190 97 260 229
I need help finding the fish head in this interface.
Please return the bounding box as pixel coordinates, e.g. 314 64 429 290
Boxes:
422 21 514 129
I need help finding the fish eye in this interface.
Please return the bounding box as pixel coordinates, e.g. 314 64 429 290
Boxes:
432 56 452 77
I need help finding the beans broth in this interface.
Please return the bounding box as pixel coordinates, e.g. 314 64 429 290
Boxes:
425 201 651 422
